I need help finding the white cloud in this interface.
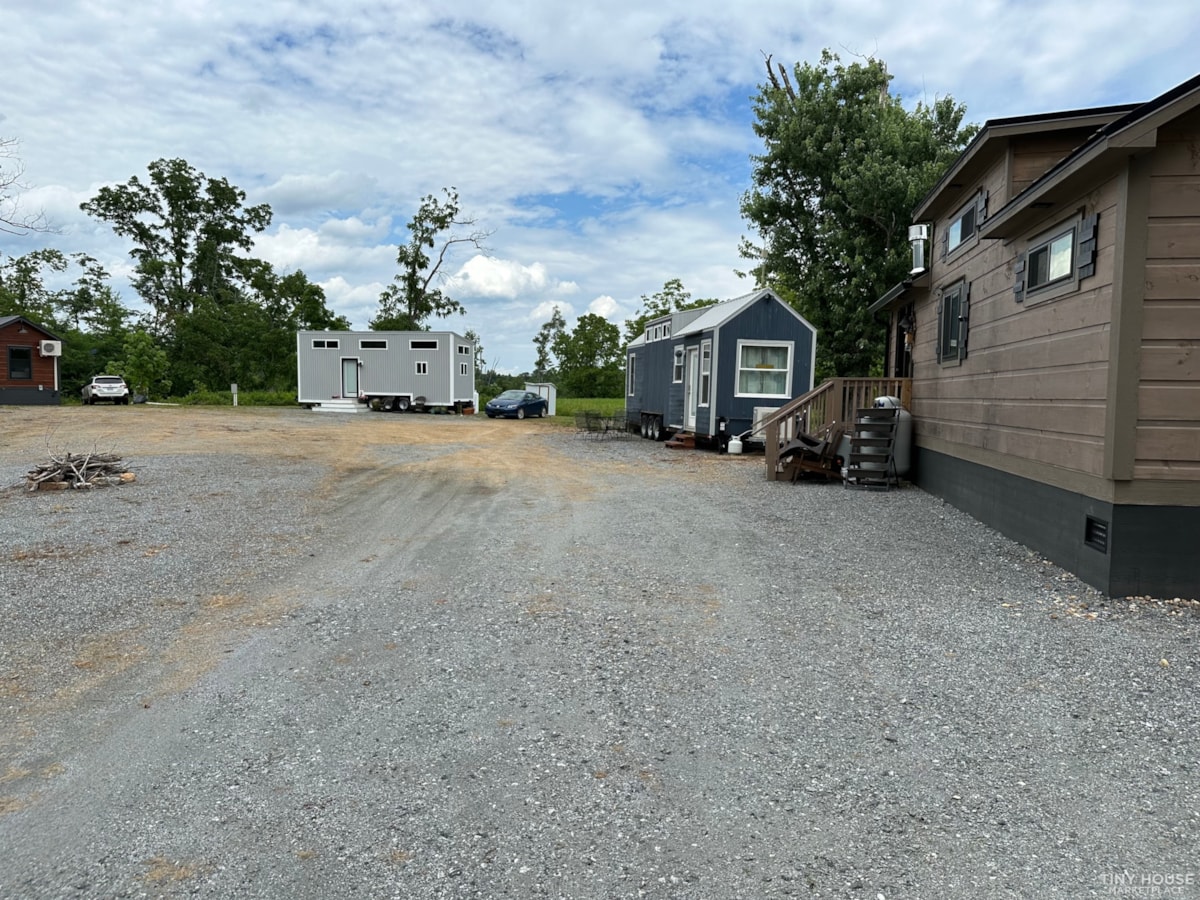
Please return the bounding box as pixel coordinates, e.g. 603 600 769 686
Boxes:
587 295 621 319
444 255 578 301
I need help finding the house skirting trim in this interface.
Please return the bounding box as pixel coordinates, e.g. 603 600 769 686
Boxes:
914 446 1200 599
0 387 61 406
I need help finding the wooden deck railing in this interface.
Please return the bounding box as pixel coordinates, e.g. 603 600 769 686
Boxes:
760 378 911 480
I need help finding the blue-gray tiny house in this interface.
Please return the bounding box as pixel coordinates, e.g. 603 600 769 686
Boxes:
624 289 816 442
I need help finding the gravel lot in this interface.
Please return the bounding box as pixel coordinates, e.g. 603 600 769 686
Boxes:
1 406 1197 899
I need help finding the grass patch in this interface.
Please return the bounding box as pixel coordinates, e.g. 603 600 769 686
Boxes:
553 397 625 418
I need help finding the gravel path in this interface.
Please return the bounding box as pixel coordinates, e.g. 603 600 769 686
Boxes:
1 417 1197 899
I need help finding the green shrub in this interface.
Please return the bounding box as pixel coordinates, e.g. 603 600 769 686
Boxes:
174 389 297 407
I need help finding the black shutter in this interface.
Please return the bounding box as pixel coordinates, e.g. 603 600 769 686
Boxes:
1013 254 1026 304
940 228 948 262
935 294 944 363
1077 213 1099 280
976 190 989 225
958 282 971 362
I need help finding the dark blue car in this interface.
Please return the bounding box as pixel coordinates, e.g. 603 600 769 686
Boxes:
485 390 548 419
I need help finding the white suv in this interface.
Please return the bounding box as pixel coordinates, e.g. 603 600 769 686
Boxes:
82 375 130 405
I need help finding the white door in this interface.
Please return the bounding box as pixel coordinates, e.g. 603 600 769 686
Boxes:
684 347 699 431
341 357 359 398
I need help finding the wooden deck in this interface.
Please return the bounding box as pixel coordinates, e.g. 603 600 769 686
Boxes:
758 378 912 481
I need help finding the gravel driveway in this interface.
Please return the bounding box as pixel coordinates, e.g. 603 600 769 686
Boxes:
0 407 1196 899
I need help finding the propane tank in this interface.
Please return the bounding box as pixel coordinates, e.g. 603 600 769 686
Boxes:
727 436 743 455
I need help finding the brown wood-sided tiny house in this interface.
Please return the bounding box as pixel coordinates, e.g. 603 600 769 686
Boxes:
0 315 62 405
872 74 1200 599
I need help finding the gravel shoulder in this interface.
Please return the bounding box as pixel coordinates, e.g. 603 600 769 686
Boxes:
0 406 1196 899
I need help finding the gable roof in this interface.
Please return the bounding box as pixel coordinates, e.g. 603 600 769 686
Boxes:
675 288 814 337
0 315 60 341
980 71 1200 238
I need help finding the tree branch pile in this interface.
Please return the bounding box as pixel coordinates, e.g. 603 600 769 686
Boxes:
26 451 136 491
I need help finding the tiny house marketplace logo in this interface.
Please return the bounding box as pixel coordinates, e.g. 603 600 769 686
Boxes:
1099 870 1196 897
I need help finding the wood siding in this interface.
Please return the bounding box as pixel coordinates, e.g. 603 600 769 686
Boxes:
1007 131 1095 196
1135 120 1200 479
911 159 1118 480
1 319 58 389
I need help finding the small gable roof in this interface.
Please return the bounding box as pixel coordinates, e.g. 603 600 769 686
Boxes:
981 71 1200 238
0 315 60 341
675 288 814 338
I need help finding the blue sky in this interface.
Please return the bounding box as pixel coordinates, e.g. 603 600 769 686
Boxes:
2 1 1198 373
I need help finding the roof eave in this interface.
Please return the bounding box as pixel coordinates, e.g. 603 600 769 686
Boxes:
869 270 930 314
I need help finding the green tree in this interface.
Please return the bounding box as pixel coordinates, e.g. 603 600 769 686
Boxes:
80 158 272 333
741 51 975 378
109 329 170 399
373 188 489 330
532 306 567 379
549 312 623 398
622 278 716 345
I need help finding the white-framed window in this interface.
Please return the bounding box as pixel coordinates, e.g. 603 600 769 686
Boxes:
458 344 471 355
662 322 671 339
937 280 970 366
459 362 468 376
415 361 428 375
410 339 438 350
672 346 684 383
735 340 792 398
627 353 637 396
312 338 340 349
699 340 712 406
359 339 387 350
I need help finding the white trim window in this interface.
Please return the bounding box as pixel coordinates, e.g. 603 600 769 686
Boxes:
627 354 637 396
699 340 712 406
458 344 471 355
415 361 429 375
672 346 684 383
359 339 387 350
735 340 792 398
459 362 469 376
312 338 340 349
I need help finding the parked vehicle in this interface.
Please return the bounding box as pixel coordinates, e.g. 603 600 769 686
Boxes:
81 375 130 405
485 390 548 419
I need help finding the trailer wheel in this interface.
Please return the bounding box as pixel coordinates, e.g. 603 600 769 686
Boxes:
639 416 648 438
650 417 662 441
396 396 411 412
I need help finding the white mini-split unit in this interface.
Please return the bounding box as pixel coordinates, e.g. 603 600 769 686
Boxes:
39 340 62 357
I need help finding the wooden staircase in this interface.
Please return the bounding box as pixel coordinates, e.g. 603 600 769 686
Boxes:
665 432 696 450
843 407 900 490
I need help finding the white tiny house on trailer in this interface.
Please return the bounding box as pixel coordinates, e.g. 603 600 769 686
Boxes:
297 330 476 413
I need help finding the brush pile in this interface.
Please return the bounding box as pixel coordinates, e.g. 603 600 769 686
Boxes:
26 451 135 491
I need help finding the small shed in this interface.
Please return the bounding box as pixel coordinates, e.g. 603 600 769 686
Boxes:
0 315 62 406
524 382 557 416
624 288 816 442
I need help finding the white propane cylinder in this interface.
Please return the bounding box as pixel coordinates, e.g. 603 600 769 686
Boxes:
727 436 743 455
873 396 913 476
